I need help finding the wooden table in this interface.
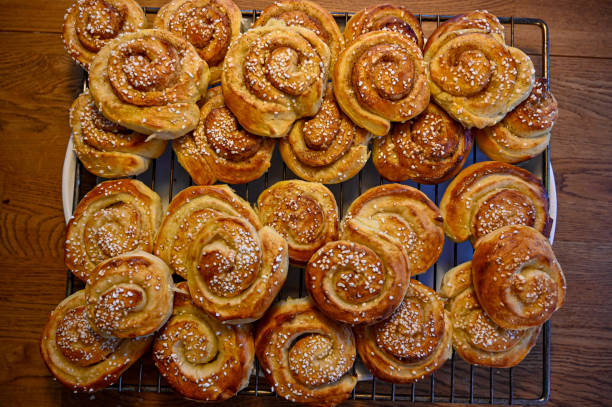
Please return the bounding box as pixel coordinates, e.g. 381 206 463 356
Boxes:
0 1 610 406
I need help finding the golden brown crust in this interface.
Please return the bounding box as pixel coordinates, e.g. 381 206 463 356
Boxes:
153 0 241 84
424 10 505 54
70 91 167 178
154 185 262 279
372 102 472 184
439 161 551 244
65 179 162 283
475 79 558 163
255 297 357 407
85 250 175 338
154 185 287 323
89 29 210 140
186 218 288 324
152 282 254 401
425 28 535 129
344 184 444 276
278 88 371 184
62 0 146 70
354 280 451 382
221 21 331 138
306 218 409 325
40 290 151 392
173 87 275 185
345 4 424 49
439 261 541 367
472 225 566 329
256 180 339 266
253 0 344 69
333 30 429 136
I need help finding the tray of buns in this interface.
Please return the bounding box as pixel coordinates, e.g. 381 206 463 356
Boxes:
50 1 563 405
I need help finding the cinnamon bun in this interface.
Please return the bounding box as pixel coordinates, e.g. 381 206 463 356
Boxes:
439 161 551 244
70 91 167 178
439 261 541 367
89 29 210 139
40 290 151 392
153 282 254 401
255 297 357 407
65 179 162 283
173 87 276 185
333 30 429 136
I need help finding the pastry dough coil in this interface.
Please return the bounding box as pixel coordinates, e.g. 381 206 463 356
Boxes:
40 290 151 392
439 161 551 244
256 180 339 266
333 31 429 136
89 29 210 140
372 102 472 184
155 185 288 323
65 179 162 283
221 21 331 138
344 184 444 276
475 78 558 163
279 88 370 184
154 0 241 84
253 0 344 69
173 87 275 185
85 250 175 338
153 282 254 401
306 218 410 325
344 4 424 49
62 0 146 70
255 297 357 407
424 28 535 129
439 261 541 367
70 92 167 178
472 225 566 330
354 280 451 382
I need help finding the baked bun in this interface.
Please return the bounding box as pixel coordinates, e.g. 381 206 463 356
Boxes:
70 91 167 178
344 184 444 276
255 297 357 407
439 261 541 367
221 20 331 138
372 102 472 184
256 180 339 266
475 78 558 163
62 0 146 70
40 290 151 392
424 10 505 53
278 88 371 184
85 250 174 338
439 161 551 244
334 30 429 136
155 185 262 278
253 0 344 69
424 27 535 129
154 0 241 84
354 280 451 382
306 218 409 325
155 185 288 323
153 282 254 401
65 179 162 282
173 87 275 185
344 4 424 48
89 29 210 140
472 225 566 330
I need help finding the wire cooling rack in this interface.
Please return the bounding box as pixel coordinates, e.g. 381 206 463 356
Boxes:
62 8 554 405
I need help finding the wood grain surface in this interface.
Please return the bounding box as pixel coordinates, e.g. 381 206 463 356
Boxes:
0 1 610 406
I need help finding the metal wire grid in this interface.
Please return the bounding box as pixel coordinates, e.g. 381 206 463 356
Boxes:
64 9 552 405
